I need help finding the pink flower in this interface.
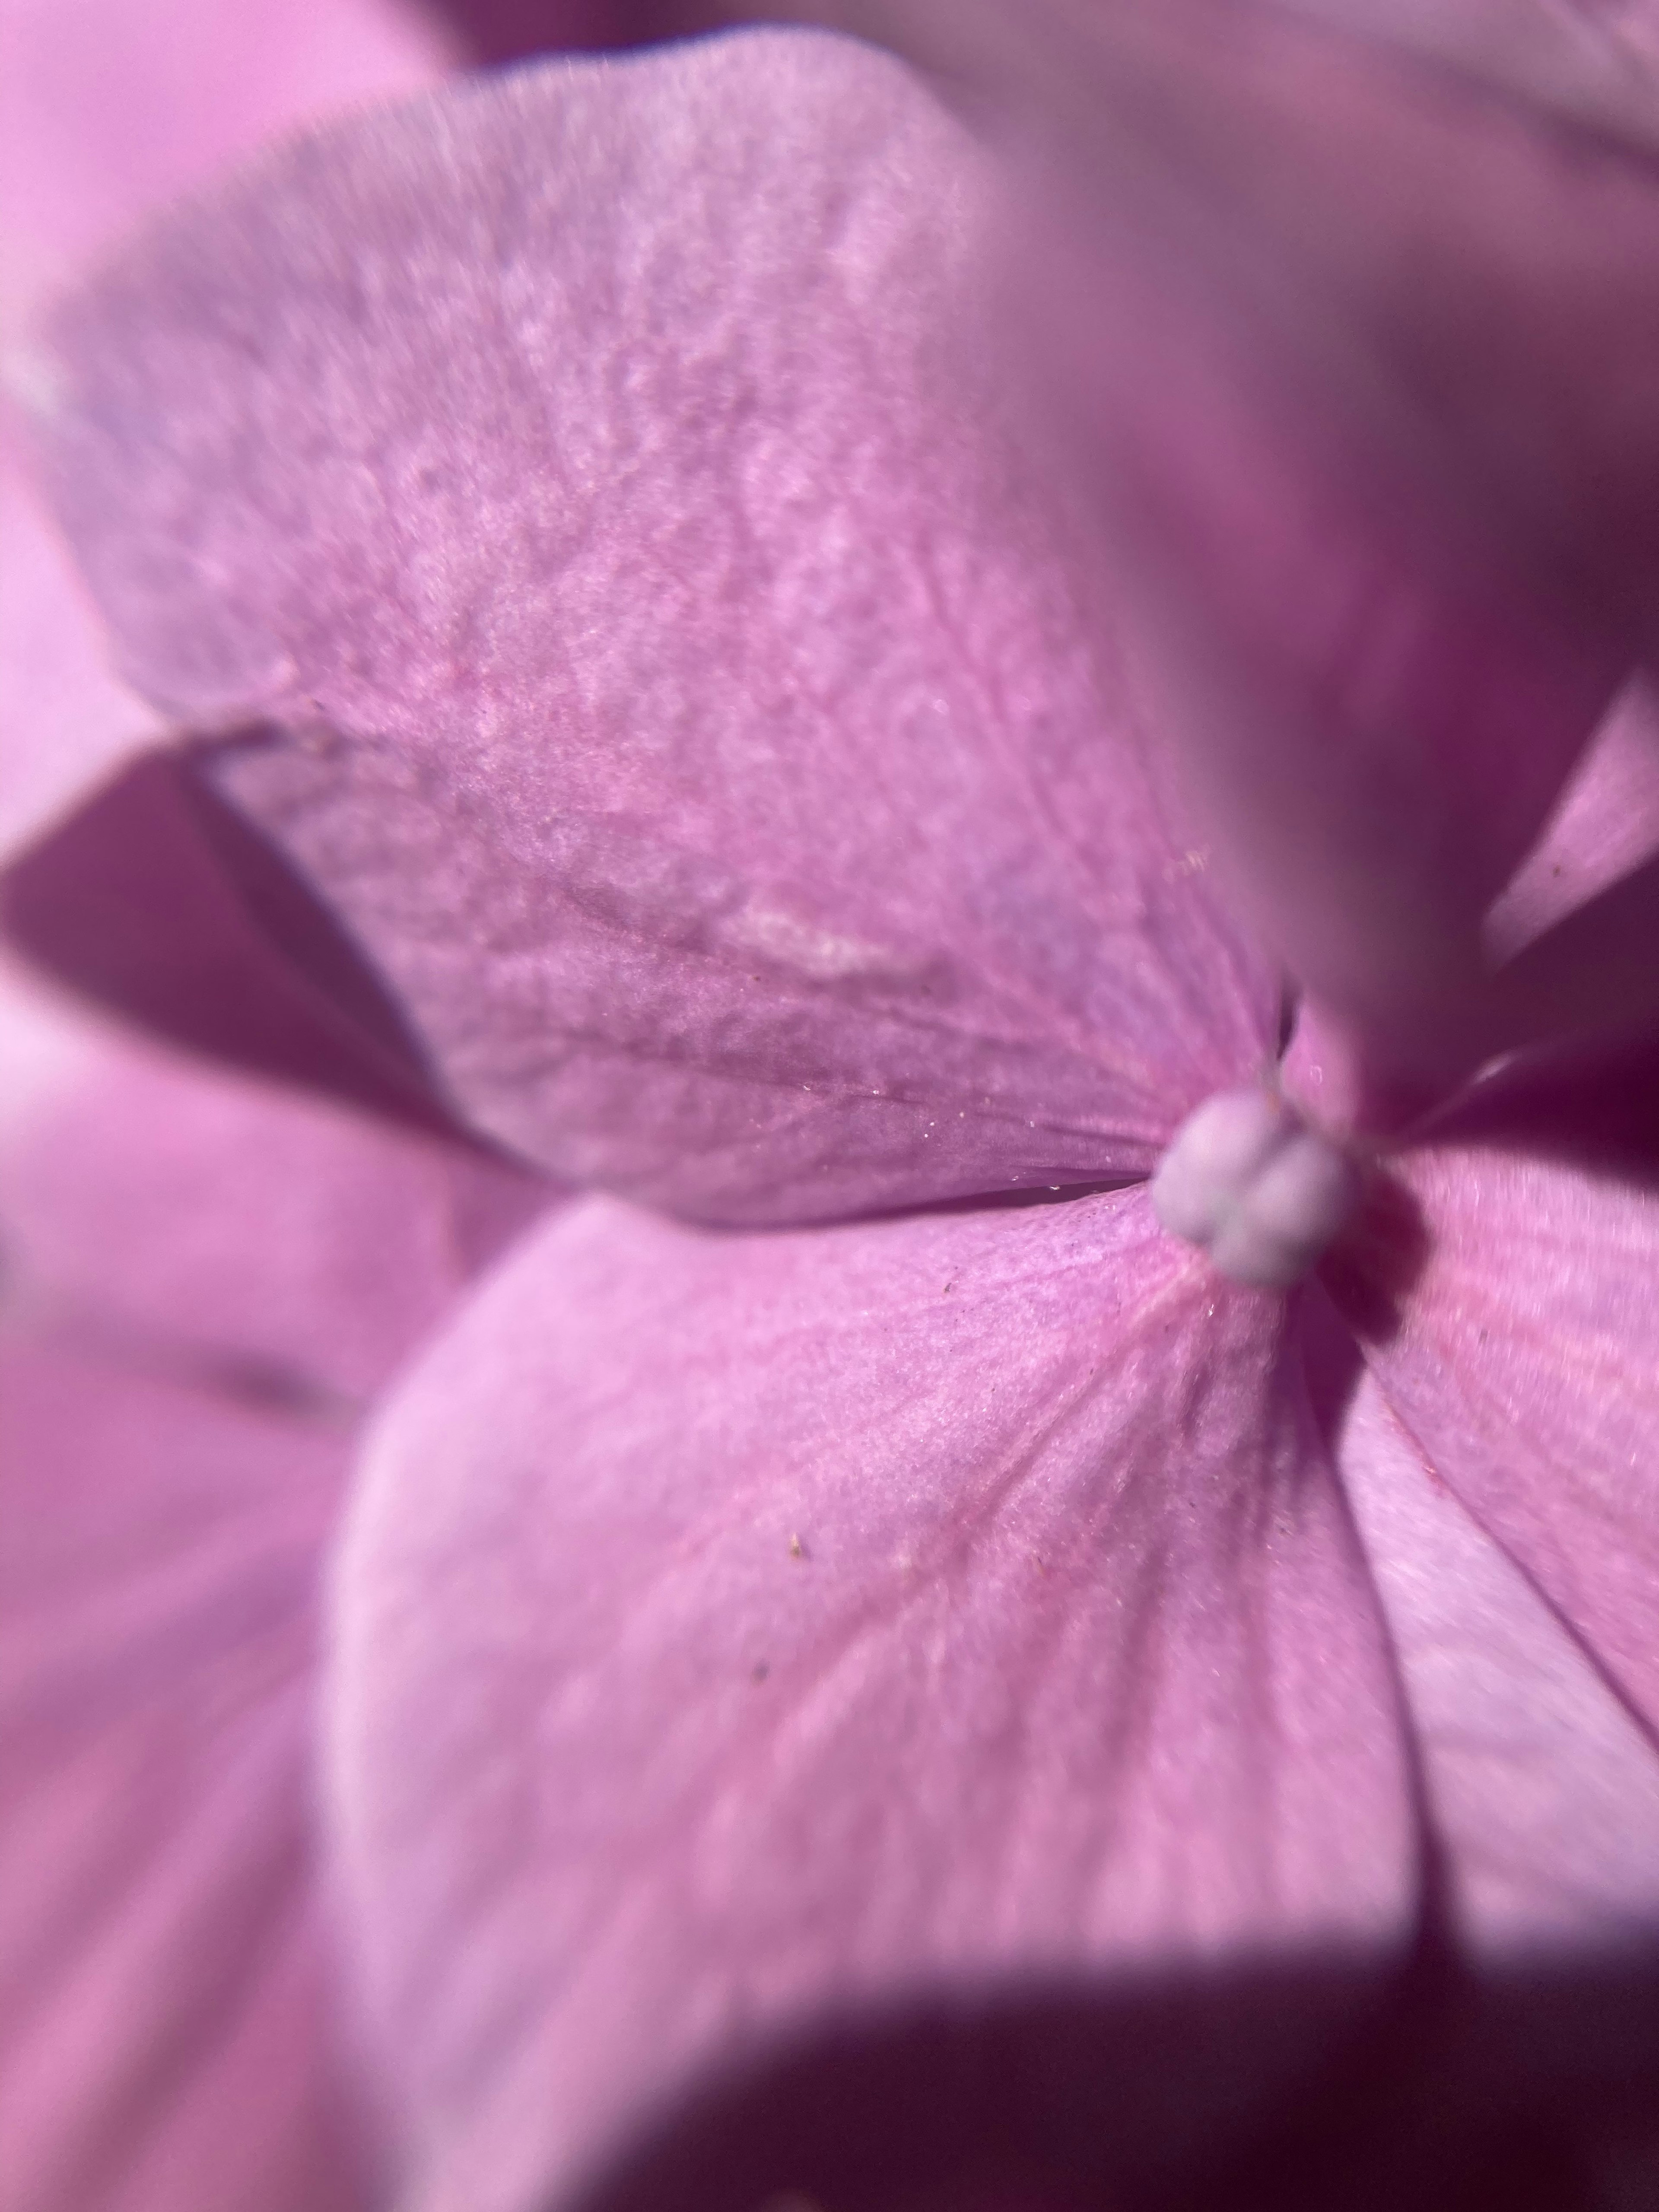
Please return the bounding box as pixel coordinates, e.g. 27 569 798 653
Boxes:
8 16 1659 2212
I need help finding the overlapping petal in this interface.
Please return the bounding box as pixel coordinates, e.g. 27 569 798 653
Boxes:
30 32 1276 1223
328 1191 1416 2211
1342 1143 1659 1748
1335 1354 1659 1950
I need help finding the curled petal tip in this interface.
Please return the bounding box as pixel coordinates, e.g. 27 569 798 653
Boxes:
1151 1086 1362 1289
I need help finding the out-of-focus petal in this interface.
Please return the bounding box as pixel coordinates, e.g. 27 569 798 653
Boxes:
1333 1349 1659 1948
0 968 548 1397
430 0 733 66
0 442 163 861
0 971 554 2212
32 32 1276 1222
1338 1144 1659 1747
1487 679 1659 956
327 1193 1416 2212
823 0 1659 1099
0 1343 376 2212
0 0 458 331
1273 0 1659 156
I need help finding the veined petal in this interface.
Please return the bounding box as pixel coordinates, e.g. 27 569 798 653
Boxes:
1335 1354 1659 1950
1338 1145 1659 1744
327 1193 1416 2212
32 32 1275 1222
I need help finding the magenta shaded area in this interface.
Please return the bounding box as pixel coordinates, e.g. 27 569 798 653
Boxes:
429 0 737 64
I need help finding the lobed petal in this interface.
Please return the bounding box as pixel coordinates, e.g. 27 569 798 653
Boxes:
32 31 1275 1222
327 1192 1416 2211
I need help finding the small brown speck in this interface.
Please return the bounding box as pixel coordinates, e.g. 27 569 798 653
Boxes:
788 1532 806 1560
751 1662 770 1683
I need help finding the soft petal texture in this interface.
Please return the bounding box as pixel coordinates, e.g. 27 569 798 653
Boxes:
0 973 553 2212
1342 1144 1659 1745
329 1192 1416 2212
1335 1354 1659 1948
0 0 457 858
33 31 1276 1222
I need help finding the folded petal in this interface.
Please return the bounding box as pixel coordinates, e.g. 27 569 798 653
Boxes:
33 31 1275 1222
1333 1349 1659 1949
328 1192 1416 2211
1337 1144 1659 1746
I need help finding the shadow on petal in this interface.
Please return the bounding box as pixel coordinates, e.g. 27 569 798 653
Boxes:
566 1943 1659 2212
0 742 476 1142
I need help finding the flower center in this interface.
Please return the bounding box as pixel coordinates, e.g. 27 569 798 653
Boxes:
1150 1087 1361 1289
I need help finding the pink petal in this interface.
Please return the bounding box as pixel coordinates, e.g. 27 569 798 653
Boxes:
1334 1351 1659 1948
327 1192 1416 2211
1489 682 1659 960
0 976 554 2211
1272 0 1659 154
0 1340 378 2212
0 966 550 1396
861 0 1658 1095
1336 1144 1659 1744
1 0 457 861
32 32 1276 1220
0 0 457 328
0 441 162 862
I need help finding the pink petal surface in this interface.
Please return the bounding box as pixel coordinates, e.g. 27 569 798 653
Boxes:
0 0 457 328
1274 0 1659 154
0 1344 377 2212
1344 1144 1659 1748
0 967 543 1398
840 0 1659 1098
0 0 458 860
0 973 554 2212
329 1192 1415 2212
0 441 162 861
1335 1352 1659 1949
32 31 1276 1222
